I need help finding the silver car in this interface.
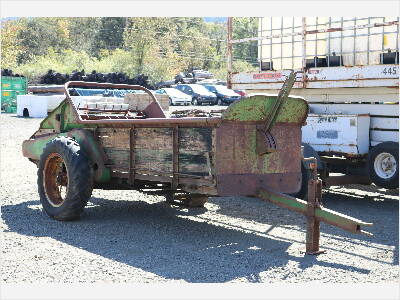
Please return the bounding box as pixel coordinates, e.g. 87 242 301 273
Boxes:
156 88 192 106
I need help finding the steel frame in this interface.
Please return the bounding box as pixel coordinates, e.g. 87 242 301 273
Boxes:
228 17 399 71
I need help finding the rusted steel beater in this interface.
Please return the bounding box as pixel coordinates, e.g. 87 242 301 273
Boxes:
257 157 373 254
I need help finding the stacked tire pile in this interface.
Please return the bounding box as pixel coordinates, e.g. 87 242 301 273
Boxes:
39 70 154 89
1 69 25 77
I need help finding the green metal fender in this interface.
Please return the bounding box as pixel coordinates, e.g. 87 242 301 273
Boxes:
22 128 111 183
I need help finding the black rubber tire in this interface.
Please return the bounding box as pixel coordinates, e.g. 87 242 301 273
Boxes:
367 142 399 189
289 162 311 200
217 98 223 105
192 97 198 106
38 136 93 221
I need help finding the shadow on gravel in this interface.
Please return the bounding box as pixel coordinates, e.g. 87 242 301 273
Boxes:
1 195 383 282
212 187 399 267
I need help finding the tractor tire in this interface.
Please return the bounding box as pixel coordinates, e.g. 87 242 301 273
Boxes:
368 142 399 189
37 136 93 221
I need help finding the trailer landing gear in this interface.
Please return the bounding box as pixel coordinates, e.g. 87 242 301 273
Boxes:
304 159 326 255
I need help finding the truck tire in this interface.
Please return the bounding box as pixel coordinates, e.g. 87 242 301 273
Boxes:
37 136 93 221
368 142 399 189
289 143 323 200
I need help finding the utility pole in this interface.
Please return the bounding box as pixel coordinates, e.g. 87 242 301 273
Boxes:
227 17 233 89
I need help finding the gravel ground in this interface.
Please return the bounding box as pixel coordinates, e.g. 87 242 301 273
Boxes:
1 112 398 283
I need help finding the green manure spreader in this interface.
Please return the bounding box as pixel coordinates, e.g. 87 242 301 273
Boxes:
22 72 372 254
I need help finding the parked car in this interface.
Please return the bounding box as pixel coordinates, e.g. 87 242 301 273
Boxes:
155 88 191 106
175 84 217 105
234 89 246 97
204 85 242 105
192 69 213 79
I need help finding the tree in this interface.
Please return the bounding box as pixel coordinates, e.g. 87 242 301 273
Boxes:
3 17 258 83
93 18 126 55
232 17 258 66
123 18 176 74
67 18 102 54
15 18 70 64
0 20 25 69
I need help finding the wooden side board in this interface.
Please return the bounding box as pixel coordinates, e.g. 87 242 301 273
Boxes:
96 127 215 187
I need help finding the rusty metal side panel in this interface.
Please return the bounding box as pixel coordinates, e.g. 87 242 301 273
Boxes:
215 122 302 195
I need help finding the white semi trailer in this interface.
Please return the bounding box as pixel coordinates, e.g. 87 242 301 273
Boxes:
229 17 399 191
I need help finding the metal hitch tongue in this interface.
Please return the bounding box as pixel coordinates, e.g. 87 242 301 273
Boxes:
257 157 373 254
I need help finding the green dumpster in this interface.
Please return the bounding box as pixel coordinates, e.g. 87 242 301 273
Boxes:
1 76 28 113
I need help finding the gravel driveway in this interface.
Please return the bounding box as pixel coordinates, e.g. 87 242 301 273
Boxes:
1 113 398 283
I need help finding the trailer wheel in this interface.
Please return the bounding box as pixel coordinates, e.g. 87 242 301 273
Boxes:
38 136 93 221
289 162 311 200
368 142 399 189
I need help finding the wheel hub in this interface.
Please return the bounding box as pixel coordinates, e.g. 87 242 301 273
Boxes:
374 152 397 179
43 153 69 207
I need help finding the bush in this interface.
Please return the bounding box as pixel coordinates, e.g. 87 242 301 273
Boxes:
209 60 258 81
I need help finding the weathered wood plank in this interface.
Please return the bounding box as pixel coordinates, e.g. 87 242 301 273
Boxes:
97 128 130 150
135 128 173 149
370 130 399 143
179 128 212 151
309 103 399 117
179 150 211 176
370 117 399 130
134 149 173 173
104 148 130 167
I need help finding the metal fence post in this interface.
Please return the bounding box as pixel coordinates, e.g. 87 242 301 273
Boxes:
227 17 233 89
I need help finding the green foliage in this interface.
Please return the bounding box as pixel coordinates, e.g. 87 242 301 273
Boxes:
93 18 126 54
13 49 96 81
209 60 258 82
2 17 259 84
1 20 25 69
16 18 70 64
232 17 258 65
